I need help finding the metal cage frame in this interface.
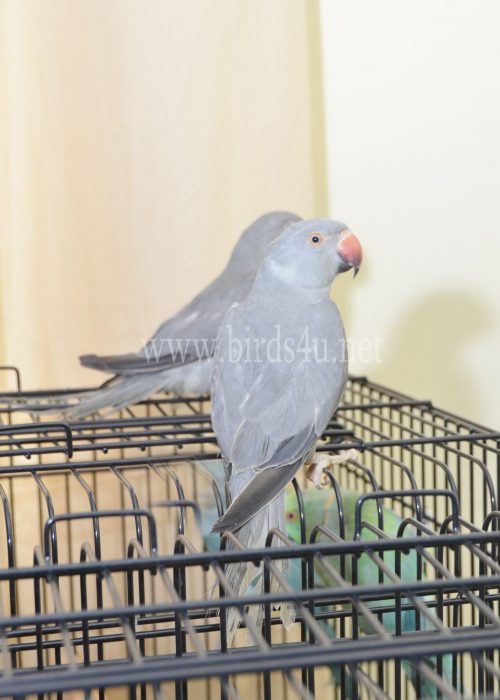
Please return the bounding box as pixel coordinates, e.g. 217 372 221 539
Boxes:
0 368 498 699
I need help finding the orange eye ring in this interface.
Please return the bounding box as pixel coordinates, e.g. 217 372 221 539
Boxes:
308 231 326 248
286 511 296 521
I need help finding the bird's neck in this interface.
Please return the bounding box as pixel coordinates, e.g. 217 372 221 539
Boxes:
253 265 331 305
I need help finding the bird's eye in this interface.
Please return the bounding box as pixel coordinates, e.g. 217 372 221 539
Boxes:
308 232 326 248
286 511 296 521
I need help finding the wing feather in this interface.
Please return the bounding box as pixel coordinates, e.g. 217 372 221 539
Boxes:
211 300 347 476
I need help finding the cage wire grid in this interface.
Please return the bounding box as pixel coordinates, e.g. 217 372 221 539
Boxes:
0 368 498 699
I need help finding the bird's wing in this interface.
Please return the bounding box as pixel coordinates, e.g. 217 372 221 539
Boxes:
79 342 213 375
79 213 300 378
79 269 256 375
212 302 347 473
211 301 347 531
211 458 307 532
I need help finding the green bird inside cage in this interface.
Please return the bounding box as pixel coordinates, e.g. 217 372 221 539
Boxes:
284 486 454 699
196 460 453 700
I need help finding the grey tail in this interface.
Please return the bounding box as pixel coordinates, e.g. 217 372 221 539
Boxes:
222 492 295 645
61 374 170 421
211 460 303 534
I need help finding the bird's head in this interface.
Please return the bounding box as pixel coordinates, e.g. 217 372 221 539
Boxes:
259 218 362 291
228 211 302 273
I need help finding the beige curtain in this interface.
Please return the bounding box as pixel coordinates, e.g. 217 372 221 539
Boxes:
0 0 325 390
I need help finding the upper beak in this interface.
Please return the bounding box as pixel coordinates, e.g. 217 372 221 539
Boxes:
337 230 363 276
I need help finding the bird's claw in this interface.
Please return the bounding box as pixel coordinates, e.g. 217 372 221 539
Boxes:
306 449 361 489
305 458 331 489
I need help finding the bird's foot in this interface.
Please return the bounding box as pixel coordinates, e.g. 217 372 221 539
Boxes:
305 457 331 489
305 449 361 489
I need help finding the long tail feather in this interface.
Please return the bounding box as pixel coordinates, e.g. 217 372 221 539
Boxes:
62 374 170 421
222 490 294 645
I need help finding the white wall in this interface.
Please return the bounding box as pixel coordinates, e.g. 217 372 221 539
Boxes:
320 0 500 427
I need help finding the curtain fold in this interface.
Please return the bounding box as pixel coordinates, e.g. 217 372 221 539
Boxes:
0 0 321 389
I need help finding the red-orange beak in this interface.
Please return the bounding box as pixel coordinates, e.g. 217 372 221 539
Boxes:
337 230 363 277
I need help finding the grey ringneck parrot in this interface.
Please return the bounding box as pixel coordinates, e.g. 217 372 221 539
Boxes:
209 218 362 640
57 211 301 420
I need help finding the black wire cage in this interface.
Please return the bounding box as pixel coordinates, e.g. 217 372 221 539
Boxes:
0 367 499 699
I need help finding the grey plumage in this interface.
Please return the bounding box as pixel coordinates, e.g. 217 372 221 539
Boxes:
62 211 301 420
210 218 362 640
